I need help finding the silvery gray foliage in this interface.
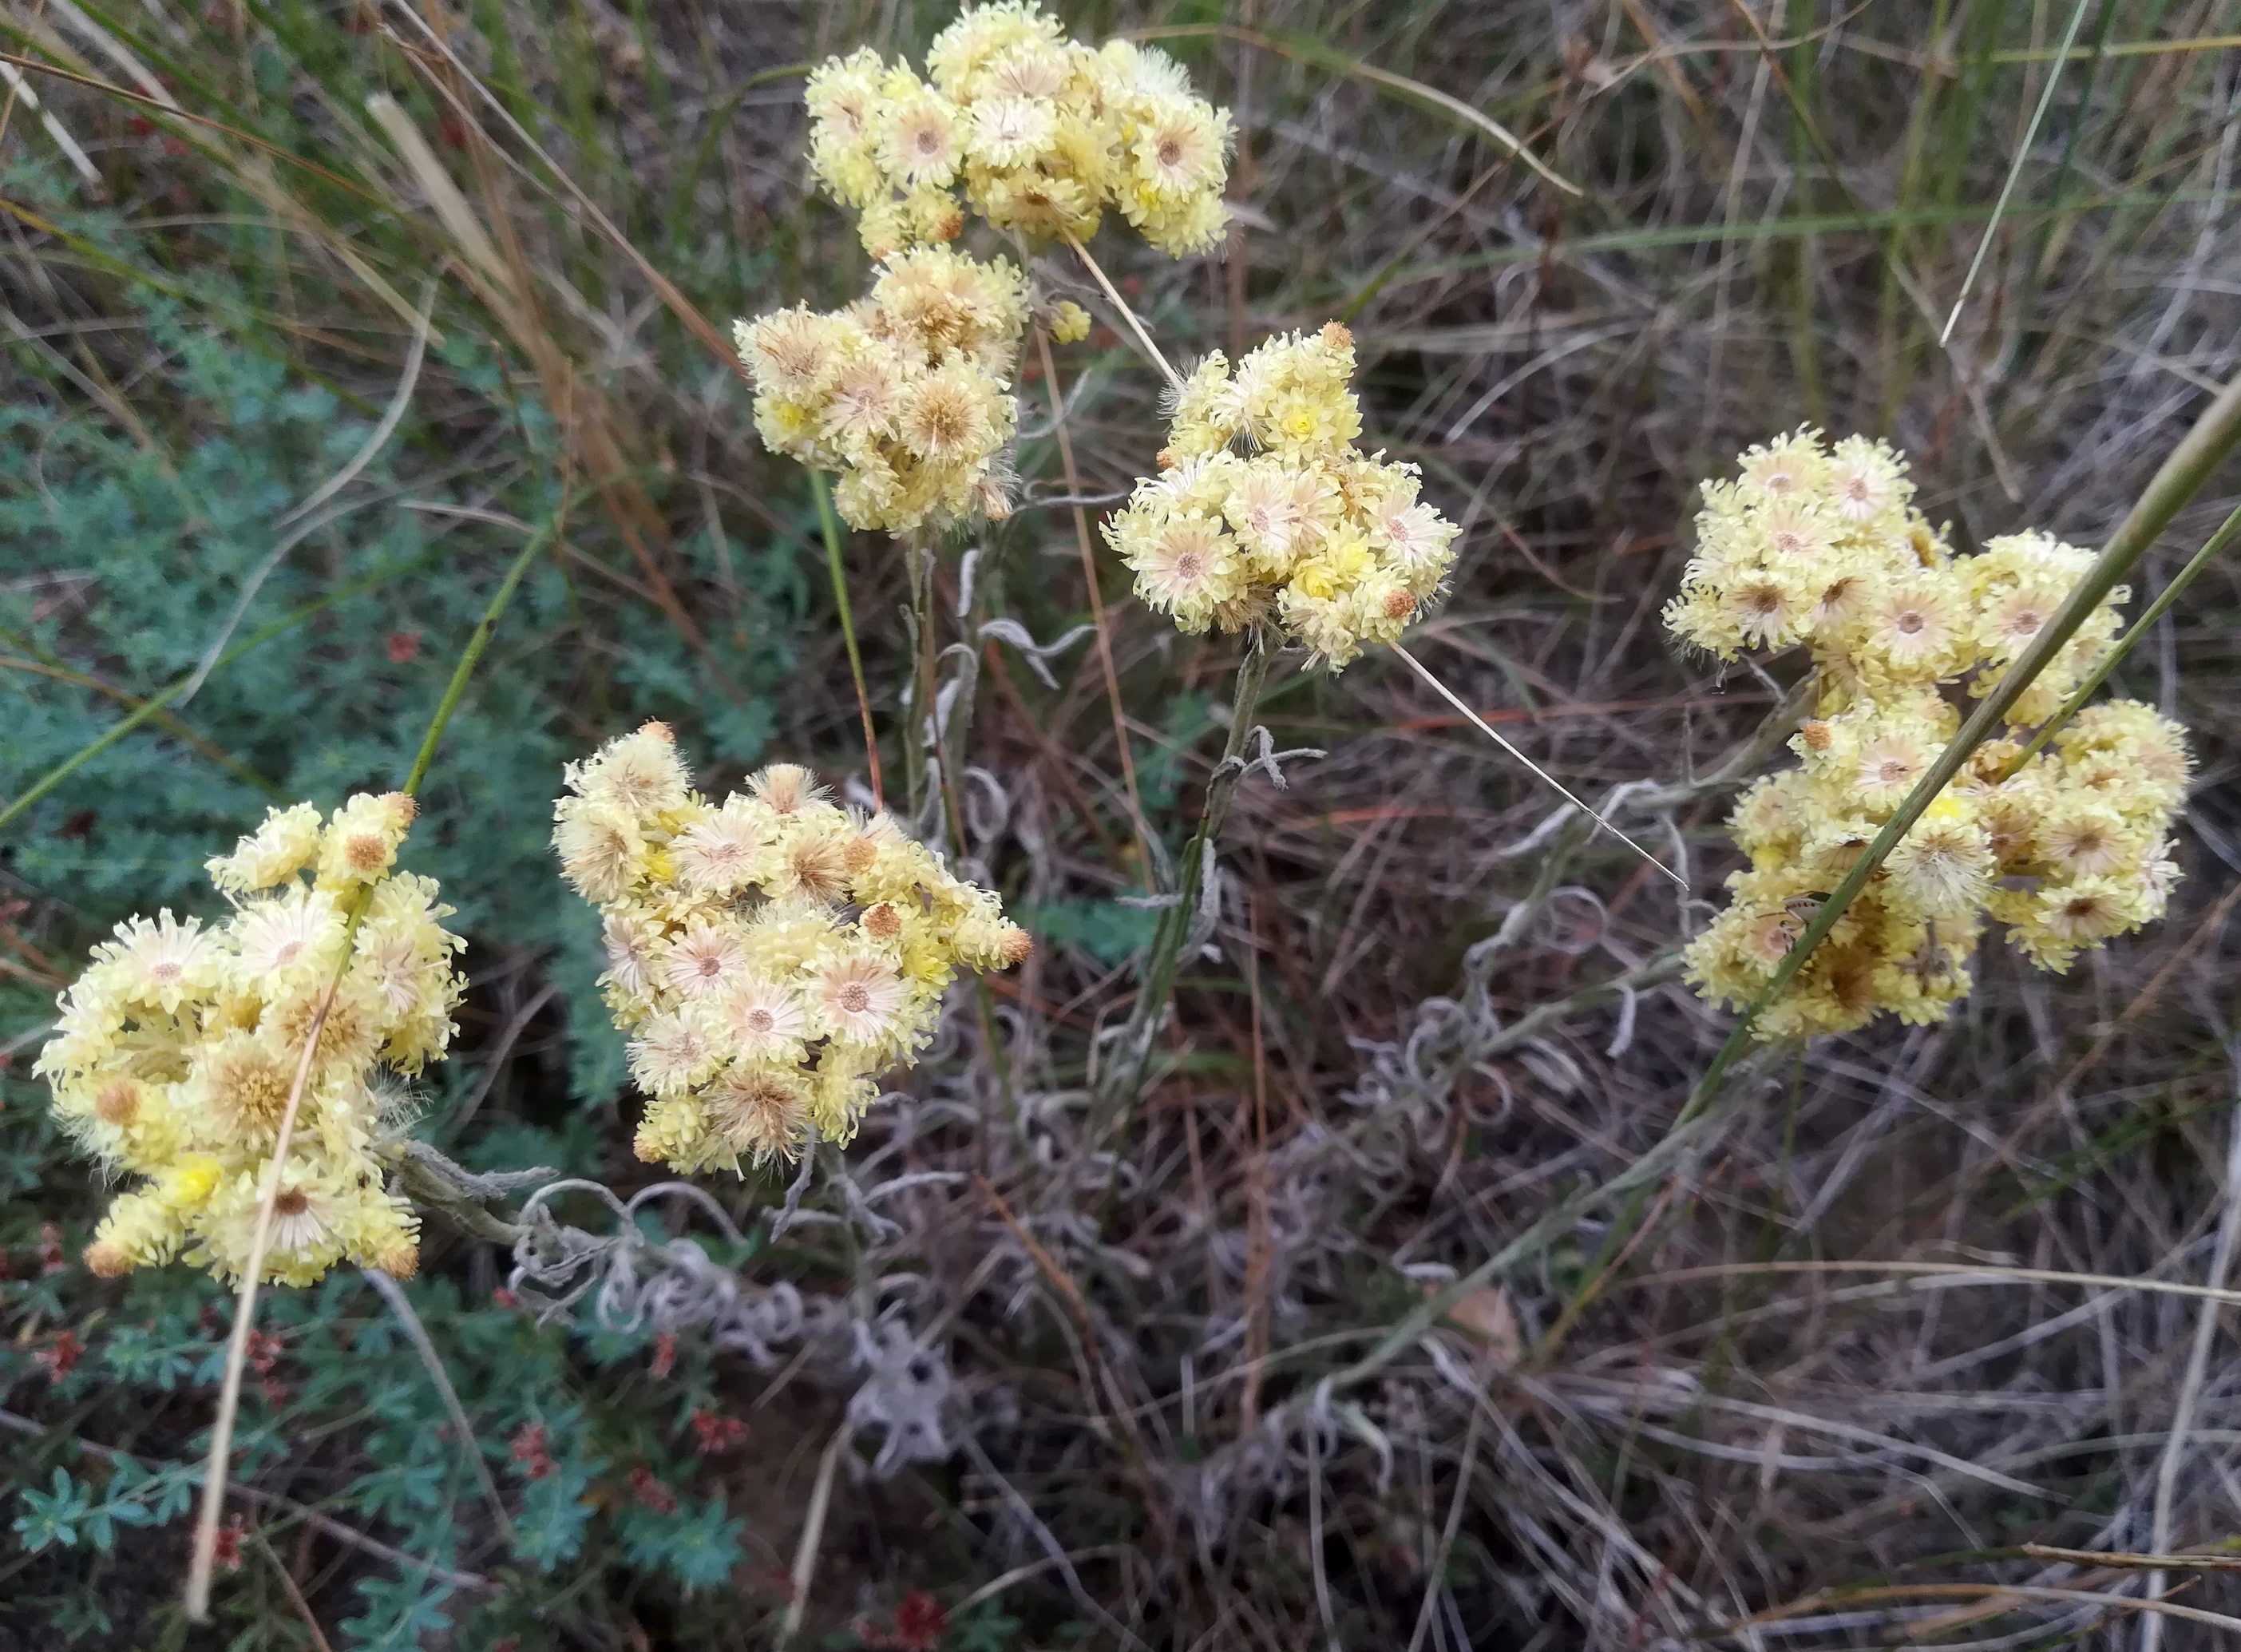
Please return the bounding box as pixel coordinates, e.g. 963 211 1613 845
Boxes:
847 1316 968 1477
506 1178 844 1366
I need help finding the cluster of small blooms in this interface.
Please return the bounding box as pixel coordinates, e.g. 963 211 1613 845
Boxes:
1101 324 1459 668
1671 430 2190 1036
551 724 1031 1172
34 795 465 1284
737 247 1028 534
804 2 1232 259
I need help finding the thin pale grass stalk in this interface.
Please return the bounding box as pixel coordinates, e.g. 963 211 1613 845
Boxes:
2025 1545 2241 1572
1063 232 1182 391
187 510 560 1618
1130 25 1581 196
1035 323 1152 872
1626 1258 2241 1307
2005 499 2241 774
179 279 434 707
1390 641 1684 886
362 1269 516 1551
253 1531 337 1652
2141 1094 2241 1652
184 977 336 1619
811 472 884 807
774 1418 854 1651
1731 1582 2241 1636
1938 0 2096 345
0 545 453 834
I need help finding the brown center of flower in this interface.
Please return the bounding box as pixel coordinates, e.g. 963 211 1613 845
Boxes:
95 1080 138 1127
1174 551 1206 580
1895 609 1926 635
274 1189 310 1218
1157 136 1185 168
742 1008 774 1035
345 832 389 873
1875 759 1914 787
837 982 872 1015
694 955 723 979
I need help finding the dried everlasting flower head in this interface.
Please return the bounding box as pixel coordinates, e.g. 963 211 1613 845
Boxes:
737 247 1027 534
806 3 1233 259
35 795 464 1285
1672 430 2189 1037
1102 324 1459 667
552 725 1031 1171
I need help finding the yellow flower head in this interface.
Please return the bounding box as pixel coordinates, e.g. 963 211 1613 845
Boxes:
553 729 1031 1172
736 248 1027 535
1673 429 2191 1036
1105 324 1458 667
38 794 466 1285
800 2 1231 259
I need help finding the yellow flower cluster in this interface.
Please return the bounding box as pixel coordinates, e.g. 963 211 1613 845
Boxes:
736 247 1027 534
1101 324 1460 668
1672 430 2189 1037
34 795 465 1285
804 2 1232 259
551 724 1031 1171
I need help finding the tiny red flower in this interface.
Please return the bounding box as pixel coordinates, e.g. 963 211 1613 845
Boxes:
385 629 422 664
38 1223 65 1274
893 1591 947 1652
212 1515 246 1573
649 1332 677 1380
491 1287 518 1309
688 1408 746 1454
437 113 471 149
509 1423 553 1480
628 1466 677 1515
35 1329 84 1381
246 1328 283 1376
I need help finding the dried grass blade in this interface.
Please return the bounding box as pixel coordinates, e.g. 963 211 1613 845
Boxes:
1390 643 1684 887
1939 0 2097 345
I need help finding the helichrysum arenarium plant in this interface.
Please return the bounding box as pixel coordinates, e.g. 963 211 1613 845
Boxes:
739 0 1233 541
734 244 1031 534
1103 323 1462 667
552 723 1030 1169
1670 429 2191 1037
34 794 465 1284
804 1 1233 259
